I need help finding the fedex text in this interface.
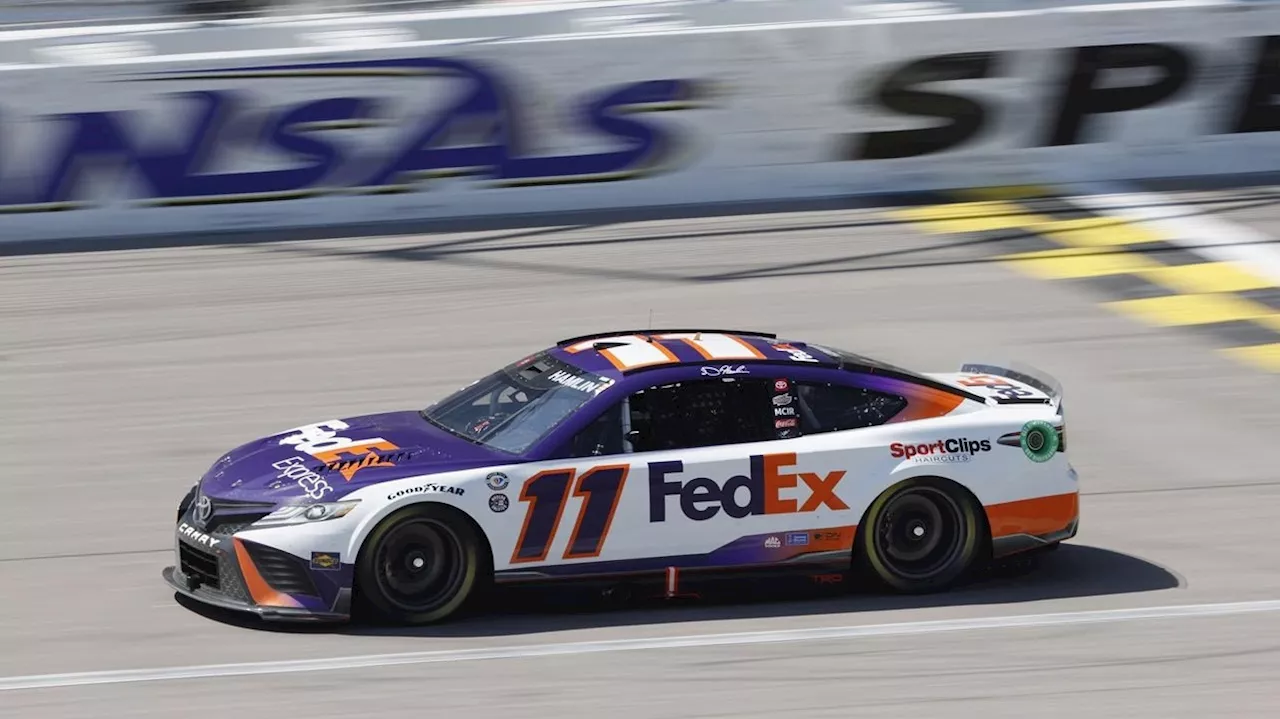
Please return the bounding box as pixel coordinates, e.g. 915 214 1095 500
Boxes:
649 452 848 522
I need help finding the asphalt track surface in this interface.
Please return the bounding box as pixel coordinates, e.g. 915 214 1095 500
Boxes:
5 184 1280 716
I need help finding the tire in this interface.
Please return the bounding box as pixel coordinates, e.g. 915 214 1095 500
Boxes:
856 477 986 593
355 504 491 625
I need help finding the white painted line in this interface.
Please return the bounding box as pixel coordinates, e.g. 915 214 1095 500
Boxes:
1072 182 1280 286
5 599 1280 692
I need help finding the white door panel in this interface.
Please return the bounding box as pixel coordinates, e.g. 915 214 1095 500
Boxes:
484 433 888 573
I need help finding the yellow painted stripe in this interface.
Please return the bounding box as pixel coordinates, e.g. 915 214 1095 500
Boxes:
1255 315 1280 333
1033 217 1162 247
1105 294 1277 326
892 201 1046 234
1136 262 1277 294
1219 343 1280 373
953 185 1054 201
1000 248 1162 279
890 187 1280 375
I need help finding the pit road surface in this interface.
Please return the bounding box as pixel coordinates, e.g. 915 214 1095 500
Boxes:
4 187 1280 716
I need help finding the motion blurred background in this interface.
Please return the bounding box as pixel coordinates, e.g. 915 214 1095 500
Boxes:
4 0 1280 716
0 0 476 25
0 0 1147 27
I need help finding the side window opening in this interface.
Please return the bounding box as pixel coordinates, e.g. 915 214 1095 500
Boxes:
796 382 907 434
563 402 625 458
629 378 774 452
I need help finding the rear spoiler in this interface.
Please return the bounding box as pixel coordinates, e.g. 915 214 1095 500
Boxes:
959 361 1064 412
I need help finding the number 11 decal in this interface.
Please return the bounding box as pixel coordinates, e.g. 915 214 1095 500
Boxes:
510 465 629 564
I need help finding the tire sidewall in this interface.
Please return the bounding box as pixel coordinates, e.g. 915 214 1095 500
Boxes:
355 503 491 625
858 477 985 593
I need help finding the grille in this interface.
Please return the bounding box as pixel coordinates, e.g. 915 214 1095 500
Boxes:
179 543 219 588
200 497 274 535
242 542 319 597
216 552 252 603
207 520 256 536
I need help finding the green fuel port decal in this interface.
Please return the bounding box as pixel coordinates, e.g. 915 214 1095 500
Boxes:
1020 420 1059 463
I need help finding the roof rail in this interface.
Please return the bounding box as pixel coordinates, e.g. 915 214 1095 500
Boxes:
555 328 778 346
621 357 835 376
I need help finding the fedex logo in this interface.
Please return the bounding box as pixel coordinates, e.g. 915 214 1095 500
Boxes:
278 420 402 481
649 452 849 522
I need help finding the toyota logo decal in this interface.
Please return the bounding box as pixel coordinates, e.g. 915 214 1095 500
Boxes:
193 494 212 527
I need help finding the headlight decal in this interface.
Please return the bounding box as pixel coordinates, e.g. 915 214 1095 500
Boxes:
252 500 361 528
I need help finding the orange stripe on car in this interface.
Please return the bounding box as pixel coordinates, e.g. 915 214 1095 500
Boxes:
233 538 303 609
985 492 1079 538
894 387 967 422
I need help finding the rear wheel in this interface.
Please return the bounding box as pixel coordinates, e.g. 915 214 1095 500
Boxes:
356 504 491 625
857 478 985 593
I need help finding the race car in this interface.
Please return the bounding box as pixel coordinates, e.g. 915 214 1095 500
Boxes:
164 328 1078 624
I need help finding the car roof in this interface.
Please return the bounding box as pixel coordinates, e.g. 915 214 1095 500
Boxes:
542 328 938 385
505 329 987 458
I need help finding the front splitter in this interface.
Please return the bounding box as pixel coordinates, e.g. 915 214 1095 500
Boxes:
162 566 349 623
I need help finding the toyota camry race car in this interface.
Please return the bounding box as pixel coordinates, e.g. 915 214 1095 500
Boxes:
164 329 1078 624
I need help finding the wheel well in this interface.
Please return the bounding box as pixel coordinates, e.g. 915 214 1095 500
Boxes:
852 475 992 560
351 502 496 597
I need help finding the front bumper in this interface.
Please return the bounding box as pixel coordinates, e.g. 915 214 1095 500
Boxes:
162 565 348 622
164 499 353 623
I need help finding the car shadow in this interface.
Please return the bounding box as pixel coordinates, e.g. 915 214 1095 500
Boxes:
174 544 1182 637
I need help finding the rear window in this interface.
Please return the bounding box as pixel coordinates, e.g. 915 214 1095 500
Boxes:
809 343 921 377
796 382 907 433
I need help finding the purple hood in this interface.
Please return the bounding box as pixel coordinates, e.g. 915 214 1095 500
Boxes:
198 411 511 504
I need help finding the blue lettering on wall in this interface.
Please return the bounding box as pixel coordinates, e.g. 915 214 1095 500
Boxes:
0 57 707 211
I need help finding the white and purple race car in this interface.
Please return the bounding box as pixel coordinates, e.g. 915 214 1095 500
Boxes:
165 329 1077 624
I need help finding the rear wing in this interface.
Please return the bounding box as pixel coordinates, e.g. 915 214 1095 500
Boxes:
957 361 1064 413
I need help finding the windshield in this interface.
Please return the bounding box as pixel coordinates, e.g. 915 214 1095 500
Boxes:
420 353 614 455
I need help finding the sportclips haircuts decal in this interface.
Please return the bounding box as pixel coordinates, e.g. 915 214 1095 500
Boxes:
0 57 708 210
841 37 1280 160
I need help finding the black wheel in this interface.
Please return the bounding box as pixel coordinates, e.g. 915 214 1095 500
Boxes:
355 504 491 625
857 478 985 593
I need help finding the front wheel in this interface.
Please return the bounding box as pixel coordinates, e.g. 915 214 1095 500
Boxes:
355 504 491 625
857 478 985 593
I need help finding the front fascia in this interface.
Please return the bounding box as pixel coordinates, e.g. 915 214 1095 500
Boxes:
172 498 356 617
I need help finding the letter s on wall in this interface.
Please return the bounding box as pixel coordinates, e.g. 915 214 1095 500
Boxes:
842 51 1000 161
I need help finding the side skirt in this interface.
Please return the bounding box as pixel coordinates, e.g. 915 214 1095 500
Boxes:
494 560 855 600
